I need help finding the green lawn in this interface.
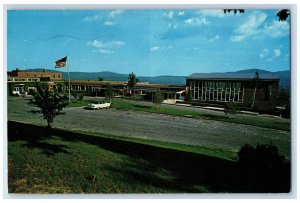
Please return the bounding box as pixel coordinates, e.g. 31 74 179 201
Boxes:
111 99 290 131
8 121 290 193
63 98 289 131
66 99 95 108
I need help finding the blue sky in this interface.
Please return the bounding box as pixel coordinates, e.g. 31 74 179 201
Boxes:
7 9 290 76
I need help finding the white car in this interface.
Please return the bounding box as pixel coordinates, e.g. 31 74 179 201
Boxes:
87 101 111 109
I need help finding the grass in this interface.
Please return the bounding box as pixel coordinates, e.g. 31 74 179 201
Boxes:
81 130 238 161
32 97 290 131
66 99 96 108
110 99 290 131
8 121 290 193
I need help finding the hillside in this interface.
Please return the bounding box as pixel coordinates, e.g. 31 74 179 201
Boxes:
20 68 290 88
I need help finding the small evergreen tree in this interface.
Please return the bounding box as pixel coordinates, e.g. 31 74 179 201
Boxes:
71 90 78 99
224 102 239 118
78 93 84 101
105 84 114 103
30 84 69 128
153 89 164 110
251 71 261 109
127 72 139 97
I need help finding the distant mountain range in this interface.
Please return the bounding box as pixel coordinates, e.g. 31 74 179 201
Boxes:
21 68 290 88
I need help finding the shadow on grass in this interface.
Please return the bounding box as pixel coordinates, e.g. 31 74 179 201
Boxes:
8 121 70 156
8 121 290 193
132 104 153 109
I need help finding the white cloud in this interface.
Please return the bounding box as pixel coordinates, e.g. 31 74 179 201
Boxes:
87 40 126 54
184 17 209 25
259 48 269 58
109 10 123 18
163 11 174 19
236 12 267 34
83 10 123 25
259 48 282 61
231 12 290 42
150 45 172 52
178 11 185 16
167 23 178 29
230 35 246 42
150 46 160 52
274 48 281 57
83 15 102 22
208 35 220 42
198 10 226 18
263 20 289 38
104 21 116 26
231 12 267 42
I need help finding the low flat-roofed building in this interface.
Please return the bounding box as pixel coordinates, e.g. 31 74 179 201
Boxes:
186 72 280 110
8 68 62 81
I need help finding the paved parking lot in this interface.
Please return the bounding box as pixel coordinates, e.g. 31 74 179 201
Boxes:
7 96 290 156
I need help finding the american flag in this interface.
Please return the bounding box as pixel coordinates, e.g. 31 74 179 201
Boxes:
55 56 67 68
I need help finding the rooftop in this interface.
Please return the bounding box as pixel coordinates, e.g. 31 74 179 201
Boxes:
187 72 280 80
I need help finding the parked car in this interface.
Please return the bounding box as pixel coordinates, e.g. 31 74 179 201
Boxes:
87 101 111 109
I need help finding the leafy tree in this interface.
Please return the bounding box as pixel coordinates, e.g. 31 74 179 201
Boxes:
98 77 104 81
187 87 193 102
127 72 139 97
71 90 78 99
78 93 84 101
277 88 290 118
224 102 239 118
105 84 114 103
153 89 164 110
277 88 290 107
251 71 261 109
56 82 65 93
30 84 69 128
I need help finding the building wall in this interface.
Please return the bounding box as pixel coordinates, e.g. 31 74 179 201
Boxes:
186 79 279 111
242 80 279 110
8 69 62 81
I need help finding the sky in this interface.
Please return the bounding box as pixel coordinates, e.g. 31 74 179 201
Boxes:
7 9 291 76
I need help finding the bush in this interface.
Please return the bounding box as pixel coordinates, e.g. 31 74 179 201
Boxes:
78 94 84 101
71 91 78 99
30 84 69 128
237 143 290 192
224 102 239 117
153 89 164 110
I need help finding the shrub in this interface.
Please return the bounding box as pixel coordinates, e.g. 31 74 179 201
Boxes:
224 102 239 117
237 143 290 192
71 91 78 99
153 89 164 110
78 94 84 101
30 84 69 128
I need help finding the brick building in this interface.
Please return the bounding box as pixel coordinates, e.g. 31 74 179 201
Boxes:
186 72 280 111
7 68 63 95
8 68 62 81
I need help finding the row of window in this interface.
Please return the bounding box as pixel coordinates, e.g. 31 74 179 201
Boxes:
190 80 242 89
190 80 244 103
8 78 40 82
31 74 61 78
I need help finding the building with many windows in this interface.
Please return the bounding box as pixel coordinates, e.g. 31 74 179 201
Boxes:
7 68 63 95
7 68 62 81
186 72 280 110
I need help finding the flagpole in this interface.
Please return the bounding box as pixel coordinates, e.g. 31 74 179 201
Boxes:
67 54 71 103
